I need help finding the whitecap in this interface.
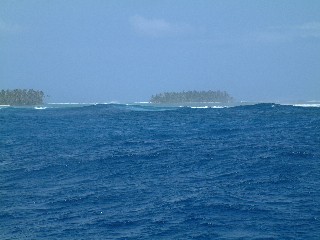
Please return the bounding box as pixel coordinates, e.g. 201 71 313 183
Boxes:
48 102 100 105
189 106 226 109
190 106 209 109
0 105 10 109
293 104 320 108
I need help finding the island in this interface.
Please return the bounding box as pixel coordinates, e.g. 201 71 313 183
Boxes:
150 90 233 103
0 89 45 106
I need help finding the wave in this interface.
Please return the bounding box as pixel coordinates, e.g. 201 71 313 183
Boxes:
236 102 320 108
292 104 320 108
0 105 10 109
188 106 226 109
1 102 320 112
48 102 99 106
48 101 123 105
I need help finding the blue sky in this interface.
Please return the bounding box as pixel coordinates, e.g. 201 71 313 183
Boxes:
1 0 320 102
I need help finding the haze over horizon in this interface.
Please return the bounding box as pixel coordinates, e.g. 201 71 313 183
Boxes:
1 0 320 103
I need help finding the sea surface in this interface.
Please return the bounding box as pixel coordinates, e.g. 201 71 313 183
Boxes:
1 103 320 239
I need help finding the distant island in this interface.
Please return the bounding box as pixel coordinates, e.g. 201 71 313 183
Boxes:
150 90 233 103
0 89 45 106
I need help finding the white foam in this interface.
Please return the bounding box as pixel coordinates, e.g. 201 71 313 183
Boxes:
48 102 98 105
34 107 47 110
293 104 320 108
100 102 120 105
190 106 225 109
190 106 209 109
212 106 226 108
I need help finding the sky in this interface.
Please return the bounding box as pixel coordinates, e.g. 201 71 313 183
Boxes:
1 0 320 103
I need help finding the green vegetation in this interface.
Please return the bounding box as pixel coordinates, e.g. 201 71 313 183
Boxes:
0 89 45 105
150 90 233 103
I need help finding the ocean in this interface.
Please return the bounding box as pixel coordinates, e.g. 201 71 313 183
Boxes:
1 103 320 239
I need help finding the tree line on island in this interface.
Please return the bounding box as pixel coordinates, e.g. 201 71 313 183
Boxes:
150 90 233 103
0 89 45 105
0 89 232 105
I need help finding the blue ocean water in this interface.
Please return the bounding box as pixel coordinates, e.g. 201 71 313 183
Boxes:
1 103 320 239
